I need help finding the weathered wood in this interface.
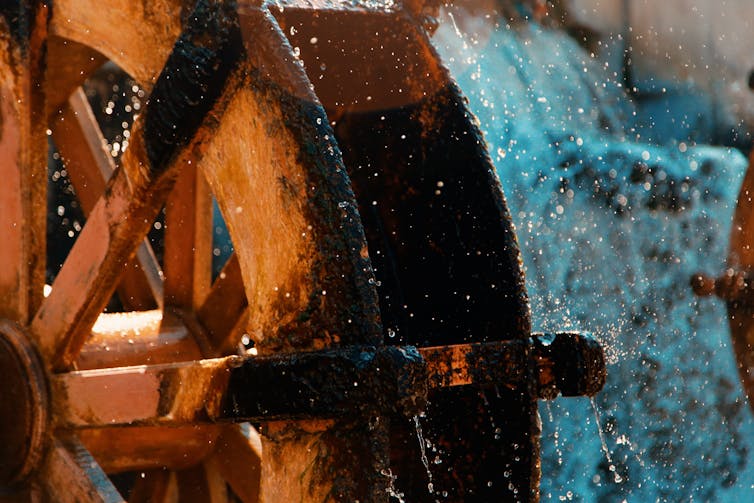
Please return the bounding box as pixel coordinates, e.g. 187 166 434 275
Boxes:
0 3 48 324
204 6 382 356
76 309 202 370
163 161 212 310
175 462 227 503
423 334 605 398
280 7 535 500
40 438 124 503
52 88 164 310
52 345 424 429
55 336 603 434
210 425 262 503
31 2 243 370
201 8 388 500
52 356 234 429
49 0 182 88
79 426 222 474
197 254 248 355
128 470 178 503
726 151 754 410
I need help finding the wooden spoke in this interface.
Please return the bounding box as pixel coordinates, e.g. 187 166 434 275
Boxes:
49 0 181 87
0 5 48 324
76 310 202 370
40 437 124 503
175 462 227 503
45 37 107 116
53 88 164 310
163 162 212 310
197 254 248 355
31 130 175 370
209 425 262 503
51 357 234 429
78 425 222 474
129 470 178 503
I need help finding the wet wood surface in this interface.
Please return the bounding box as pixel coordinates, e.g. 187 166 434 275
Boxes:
52 88 163 310
0 3 48 325
727 151 754 409
281 6 536 501
164 162 212 311
41 438 125 503
50 0 181 87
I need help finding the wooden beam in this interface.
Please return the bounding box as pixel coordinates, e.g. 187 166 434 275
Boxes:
49 0 182 88
196 254 248 355
76 309 202 370
52 88 164 311
40 437 124 503
79 426 221 474
163 161 212 310
209 425 262 503
51 357 235 429
0 3 49 324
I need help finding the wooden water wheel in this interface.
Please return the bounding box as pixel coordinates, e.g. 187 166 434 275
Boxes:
0 1 605 501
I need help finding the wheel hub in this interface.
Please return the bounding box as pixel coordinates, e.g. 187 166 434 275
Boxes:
0 321 48 486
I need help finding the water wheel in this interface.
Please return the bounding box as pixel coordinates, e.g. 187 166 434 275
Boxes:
0 1 605 501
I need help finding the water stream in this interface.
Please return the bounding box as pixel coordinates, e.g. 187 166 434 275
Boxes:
413 415 435 495
434 6 754 500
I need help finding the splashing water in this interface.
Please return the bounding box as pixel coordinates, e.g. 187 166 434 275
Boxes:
413 415 435 495
590 397 623 484
381 468 406 502
435 5 754 501
545 402 564 466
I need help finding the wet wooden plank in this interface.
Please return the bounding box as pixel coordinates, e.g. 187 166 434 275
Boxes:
197 254 248 355
129 470 178 503
175 462 227 503
79 425 221 474
76 309 202 370
209 425 262 503
0 3 49 324
49 0 182 87
163 161 212 310
41 438 125 503
52 88 164 310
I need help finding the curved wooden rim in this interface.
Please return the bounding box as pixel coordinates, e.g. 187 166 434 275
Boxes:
727 150 754 408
